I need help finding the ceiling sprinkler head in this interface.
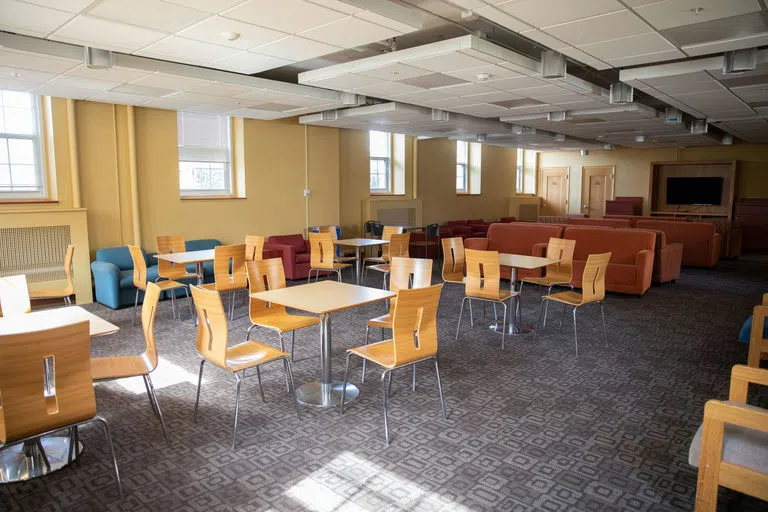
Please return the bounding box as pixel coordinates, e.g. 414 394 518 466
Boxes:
476 72 492 82
10 71 21 78
221 31 241 41
690 7 704 15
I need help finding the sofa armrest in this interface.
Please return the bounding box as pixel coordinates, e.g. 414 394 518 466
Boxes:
635 249 654 294
264 242 297 272
464 237 489 250
90 260 121 309
531 242 547 257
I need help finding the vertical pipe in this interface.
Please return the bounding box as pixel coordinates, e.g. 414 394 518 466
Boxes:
66 99 81 208
305 124 310 234
126 106 141 245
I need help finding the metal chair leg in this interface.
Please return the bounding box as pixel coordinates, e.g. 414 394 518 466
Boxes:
387 371 392 398
572 307 579 356
291 330 296 362
468 299 474 327
534 298 545 343
193 359 205 423
94 416 123 498
278 334 290 392
381 370 391 444
143 375 159 417
170 291 178 320
337 270 342 283
559 302 566 331
284 358 301 419
455 297 467 340
34 438 51 472
232 373 243 450
362 326 370 383
307 269 312 284
144 374 169 443
434 357 447 420
340 353 352 415
132 289 140 326
500 300 508 351
246 323 256 341
412 365 416 391
255 366 265 402
184 286 193 321
599 302 608 345
543 295 550 327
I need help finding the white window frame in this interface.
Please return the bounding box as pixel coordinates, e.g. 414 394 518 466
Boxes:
0 90 46 200
515 148 524 194
369 130 392 193
456 140 468 193
178 112 233 197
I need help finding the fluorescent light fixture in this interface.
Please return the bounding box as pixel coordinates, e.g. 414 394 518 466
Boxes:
609 82 633 104
432 109 450 121
548 111 567 122
723 48 757 74
541 50 566 79
664 107 682 124
635 135 646 142
84 47 113 69
603 143 614 150
722 134 733 145
580 149 589 156
690 119 708 134
553 133 566 142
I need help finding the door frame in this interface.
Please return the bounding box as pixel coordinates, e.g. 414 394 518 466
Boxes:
581 165 615 217
538 166 570 217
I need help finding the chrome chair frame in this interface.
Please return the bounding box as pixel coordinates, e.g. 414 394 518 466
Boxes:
519 281 574 328
533 298 607 356
455 295 518 351
136 283 193 326
307 267 344 283
245 326 297 391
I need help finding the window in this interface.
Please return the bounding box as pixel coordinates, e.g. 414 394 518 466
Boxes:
515 148 524 193
0 90 45 199
369 130 391 193
178 112 232 196
456 140 468 192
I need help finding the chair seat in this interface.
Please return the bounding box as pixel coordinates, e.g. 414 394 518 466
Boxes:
311 263 351 271
335 255 357 263
224 341 288 372
200 281 248 292
367 264 390 274
348 340 396 369
364 257 386 264
28 288 70 299
520 276 570 287
153 279 188 291
544 290 585 306
367 313 393 328
467 290 517 302
251 311 320 333
91 355 152 381
688 401 768 473
443 272 465 284
160 271 198 281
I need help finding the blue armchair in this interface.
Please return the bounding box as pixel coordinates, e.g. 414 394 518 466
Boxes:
91 239 221 309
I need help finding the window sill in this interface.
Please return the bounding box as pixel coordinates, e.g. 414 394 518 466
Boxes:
456 192 481 196
0 198 58 205
180 195 246 200
369 193 406 197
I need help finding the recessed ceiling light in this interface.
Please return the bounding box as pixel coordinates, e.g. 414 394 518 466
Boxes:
690 7 704 15
10 72 21 78
221 31 241 41
476 72 492 82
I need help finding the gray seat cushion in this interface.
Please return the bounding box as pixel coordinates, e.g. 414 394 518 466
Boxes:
688 401 768 473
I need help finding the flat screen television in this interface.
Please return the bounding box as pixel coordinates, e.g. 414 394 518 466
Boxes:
666 177 723 205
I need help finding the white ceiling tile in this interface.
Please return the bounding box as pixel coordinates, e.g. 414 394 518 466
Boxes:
188 81 258 97
66 64 154 83
519 29 569 51
444 0 487 9
89 0 209 32
163 91 242 107
356 10 419 33
449 103 512 118
308 0 363 15
558 46 612 70
472 5 532 32
443 64 524 82
607 49 685 67
353 81 424 97
307 73 382 91
0 0 73 36
544 10 651 46
485 76 549 92
355 63 430 81
164 0 248 12
111 83 174 97
178 16 288 50
91 91 156 104
0 66 57 85
222 0 347 34
461 90 518 103
130 72 212 90
20 0 94 13
43 75 121 91
254 36 340 61
433 82 496 97
0 48 79 74
404 52 493 74
580 32 677 60
137 36 241 64
496 0 623 28
215 51 293 73
634 0 760 30
51 15 168 52
32 84 94 99
683 32 768 56
298 16 398 48
0 77 40 92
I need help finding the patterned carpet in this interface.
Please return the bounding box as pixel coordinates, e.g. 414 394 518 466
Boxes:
2 256 767 512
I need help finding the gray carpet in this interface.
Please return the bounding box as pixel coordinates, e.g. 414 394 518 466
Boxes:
2 256 768 512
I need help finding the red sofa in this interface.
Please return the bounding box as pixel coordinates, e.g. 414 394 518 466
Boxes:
568 217 632 228
563 226 655 295
465 222 565 280
635 220 720 268
499 216 516 223
441 219 490 238
263 234 311 280
605 215 689 228
618 229 682 284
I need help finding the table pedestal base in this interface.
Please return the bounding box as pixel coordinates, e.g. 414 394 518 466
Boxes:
489 321 534 336
0 436 82 483
296 382 359 408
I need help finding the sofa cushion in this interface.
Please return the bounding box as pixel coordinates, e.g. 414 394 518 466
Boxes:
296 252 311 264
568 217 632 228
96 246 144 271
269 234 307 254
486 222 564 255
564 226 655 265
185 239 221 252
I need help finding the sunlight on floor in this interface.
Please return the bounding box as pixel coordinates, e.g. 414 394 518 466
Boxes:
110 357 203 394
285 451 469 512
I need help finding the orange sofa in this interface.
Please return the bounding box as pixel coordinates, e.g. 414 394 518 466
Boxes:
605 215 689 228
465 222 565 280
635 220 720 268
563 226 655 295
568 217 632 228
618 229 682 284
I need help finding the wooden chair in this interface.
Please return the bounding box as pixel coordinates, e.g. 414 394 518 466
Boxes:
364 233 411 287
28 244 75 306
91 282 168 442
748 293 768 368
340 284 446 444
246 258 321 386
127 245 191 325
307 232 350 283
0 275 31 317
363 225 404 269
156 235 197 281
455 249 518 351
520 237 576 294
0 321 122 496
201 243 248 320
690 365 768 511
441 237 465 284
191 285 299 449
363 257 433 384
534 252 611 356
317 226 356 266
245 235 264 261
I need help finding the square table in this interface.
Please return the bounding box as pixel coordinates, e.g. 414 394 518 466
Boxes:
0 306 119 484
154 249 215 286
334 238 389 285
251 280 394 408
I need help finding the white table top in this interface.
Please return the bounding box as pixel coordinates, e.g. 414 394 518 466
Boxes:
498 253 560 270
0 306 119 337
251 281 394 315
335 238 390 248
154 249 215 265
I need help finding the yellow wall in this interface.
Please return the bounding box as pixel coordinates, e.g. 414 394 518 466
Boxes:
538 144 768 215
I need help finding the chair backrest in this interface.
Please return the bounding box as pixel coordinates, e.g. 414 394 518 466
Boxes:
190 285 229 369
748 293 768 368
580 252 611 303
140 282 161 372
425 223 439 237
309 232 335 269
363 220 375 238
0 275 31 317
391 284 443 366
387 233 410 260
544 237 575 283
381 226 405 260
317 226 339 240
465 249 502 300
246 258 288 320
372 222 384 237
128 245 148 290
63 244 75 295
0 321 95 443
156 235 187 280
387 257 433 317
244 235 264 261
213 243 247 292
441 237 465 281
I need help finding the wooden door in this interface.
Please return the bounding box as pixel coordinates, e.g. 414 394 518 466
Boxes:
581 166 615 218
539 167 569 216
